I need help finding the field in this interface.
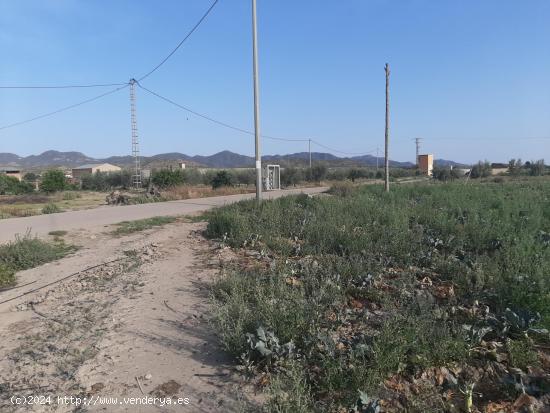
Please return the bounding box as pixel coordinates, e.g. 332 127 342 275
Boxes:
0 191 106 219
205 179 550 412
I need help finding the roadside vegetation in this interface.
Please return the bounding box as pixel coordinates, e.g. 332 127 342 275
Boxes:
205 180 550 412
0 233 76 288
111 216 178 235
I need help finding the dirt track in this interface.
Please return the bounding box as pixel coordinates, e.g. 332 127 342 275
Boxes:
0 189 334 412
0 219 262 412
0 187 327 245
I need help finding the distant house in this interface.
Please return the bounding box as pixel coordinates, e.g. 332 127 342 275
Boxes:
72 163 121 179
0 167 22 181
418 154 434 176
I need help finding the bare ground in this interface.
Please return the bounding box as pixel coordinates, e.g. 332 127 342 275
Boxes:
0 221 258 412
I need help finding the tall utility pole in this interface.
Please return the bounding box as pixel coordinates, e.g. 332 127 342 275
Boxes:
376 146 379 171
384 63 390 192
252 0 262 201
308 138 312 169
415 137 422 167
129 79 141 190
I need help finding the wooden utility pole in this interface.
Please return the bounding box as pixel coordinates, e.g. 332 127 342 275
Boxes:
384 63 390 192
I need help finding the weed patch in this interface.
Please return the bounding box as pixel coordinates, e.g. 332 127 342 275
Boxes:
112 216 177 235
207 180 550 411
0 233 76 287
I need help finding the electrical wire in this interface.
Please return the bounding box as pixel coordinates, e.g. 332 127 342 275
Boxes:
0 83 129 131
0 82 128 90
137 83 309 142
139 83 376 156
138 0 219 82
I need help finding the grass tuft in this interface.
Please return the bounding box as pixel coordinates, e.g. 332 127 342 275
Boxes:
112 216 177 235
0 233 76 288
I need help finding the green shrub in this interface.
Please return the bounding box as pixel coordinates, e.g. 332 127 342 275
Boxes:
328 181 355 197
40 170 67 193
151 169 185 188
112 216 177 235
305 165 327 182
0 175 34 195
0 234 75 287
211 170 233 189
281 167 304 187
42 203 62 214
470 161 492 178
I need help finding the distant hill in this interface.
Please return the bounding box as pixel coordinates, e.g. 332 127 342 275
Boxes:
0 149 464 170
0 153 22 165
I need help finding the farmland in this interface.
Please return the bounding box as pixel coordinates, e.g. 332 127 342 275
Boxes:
206 179 550 412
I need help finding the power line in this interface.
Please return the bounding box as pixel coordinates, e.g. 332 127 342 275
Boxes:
0 83 129 131
310 140 377 156
137 83 373 155
0 1 219 89
0 82 127 90
137 83 306 142
138 0 219 82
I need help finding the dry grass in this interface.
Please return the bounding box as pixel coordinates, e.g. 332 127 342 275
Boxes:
0 191 106 219
161 185 254 201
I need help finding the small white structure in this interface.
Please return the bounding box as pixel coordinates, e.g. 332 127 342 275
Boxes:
263 165 280 191
178 161 186 169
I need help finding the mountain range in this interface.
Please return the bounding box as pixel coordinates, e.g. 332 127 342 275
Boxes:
0 150 466 170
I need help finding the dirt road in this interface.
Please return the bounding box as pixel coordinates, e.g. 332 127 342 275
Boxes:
0 187 327 245
0 188 330 412
0 220 261 412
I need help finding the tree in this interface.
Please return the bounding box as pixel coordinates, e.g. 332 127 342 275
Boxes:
151 169 185 188
0 175 34 195
281 167 303 187
432 166 452 181
306 165 327 183
23 172 39 182
508 159 523 176
347 168 364 183
470 161 492 179
40 170 67 193
528 159 545 176
211 170 233 189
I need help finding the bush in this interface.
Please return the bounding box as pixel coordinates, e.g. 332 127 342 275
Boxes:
0 233 75 287
281 167 304 187
40 170 67 193
470 161 492 178
233 170 255 186
211 170 233 189
23 172 39 182
306 165 327 183
528 159 545 176
0 175 34 195
151 169 185 189
182 168 204 186
42 203 62 214
328 181 355 197
508 159 523 176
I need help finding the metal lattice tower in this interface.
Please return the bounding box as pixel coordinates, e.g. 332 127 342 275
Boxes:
415 137 422 167
129 79 142 189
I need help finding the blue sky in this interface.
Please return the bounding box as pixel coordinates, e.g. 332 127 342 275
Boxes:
0 0 549 163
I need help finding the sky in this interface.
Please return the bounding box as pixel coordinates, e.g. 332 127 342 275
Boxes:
0 0 549 164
